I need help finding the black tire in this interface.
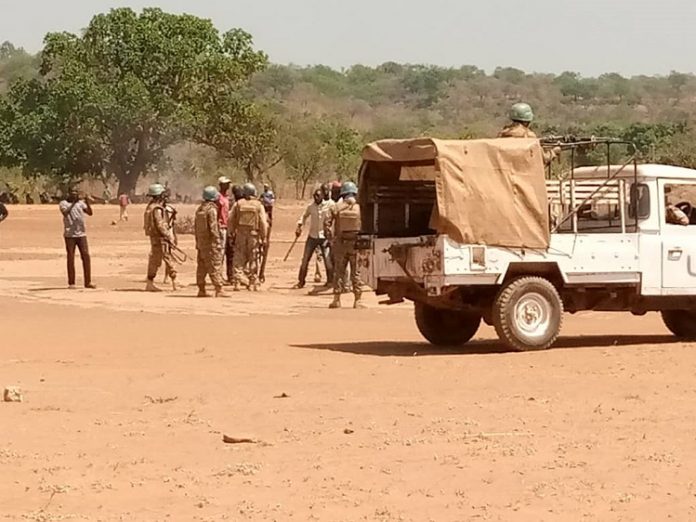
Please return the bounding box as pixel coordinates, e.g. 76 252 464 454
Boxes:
662 310 696 339
414 302 481 346
493 277 563 351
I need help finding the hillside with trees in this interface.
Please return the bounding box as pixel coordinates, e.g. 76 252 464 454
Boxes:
1 7 696 201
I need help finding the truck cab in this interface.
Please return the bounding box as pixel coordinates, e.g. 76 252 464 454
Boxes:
357 137 696 351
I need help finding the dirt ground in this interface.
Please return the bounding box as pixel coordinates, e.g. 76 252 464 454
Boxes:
1 203 696 521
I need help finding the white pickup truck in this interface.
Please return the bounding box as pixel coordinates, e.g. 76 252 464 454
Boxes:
356 137 696 351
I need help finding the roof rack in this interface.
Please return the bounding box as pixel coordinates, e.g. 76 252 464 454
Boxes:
540 136 639 233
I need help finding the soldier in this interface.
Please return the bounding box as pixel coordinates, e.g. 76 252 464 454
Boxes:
498 102 538 138
144 184 178 292
0 201 7 224
195 186 227 298
325 181 363 309
229 182 268 292
498 102 559 163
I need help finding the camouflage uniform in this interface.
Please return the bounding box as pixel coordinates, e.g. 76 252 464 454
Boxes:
498 122 556 163
325 198 362 303
194 200 225 293
230 198 268 290
144 200 177 283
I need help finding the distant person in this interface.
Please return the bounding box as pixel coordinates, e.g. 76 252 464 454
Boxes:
0 201 7 224
230 183 267 292
118 192 131 222
217 176 232 282
195 186 227 298
260 183 276 227
143 184 178 292
330 181 342 203
59 188 96 289
294 189 334 289
325 182 363 309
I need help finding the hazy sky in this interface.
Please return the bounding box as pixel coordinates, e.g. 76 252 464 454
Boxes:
1 0 695 76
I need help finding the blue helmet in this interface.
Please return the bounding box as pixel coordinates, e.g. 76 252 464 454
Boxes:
202 186 220 202
340 181 358 197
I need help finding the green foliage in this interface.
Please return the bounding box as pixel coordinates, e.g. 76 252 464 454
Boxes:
0 8 267 194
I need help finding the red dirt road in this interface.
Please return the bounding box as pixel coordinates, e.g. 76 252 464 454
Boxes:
1 204 695 521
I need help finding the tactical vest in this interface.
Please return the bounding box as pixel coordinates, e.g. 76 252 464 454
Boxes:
143 202 163 237
194 202 215 246
236 200 261 231
336 201 361 237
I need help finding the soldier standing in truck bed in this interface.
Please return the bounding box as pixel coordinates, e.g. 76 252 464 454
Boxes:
499 102 559 163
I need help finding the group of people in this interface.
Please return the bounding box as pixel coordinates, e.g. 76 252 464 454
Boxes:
143 176 363 307
143 178 273 297
294 181 363 308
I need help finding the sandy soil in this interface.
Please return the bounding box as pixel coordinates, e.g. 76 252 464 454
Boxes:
1 203 695 521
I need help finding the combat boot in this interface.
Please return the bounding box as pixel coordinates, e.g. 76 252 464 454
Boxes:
353 297 366 309
329 295 342 309
171 279 180 292
197 287 209 298
146 280 162 293
215 288 229 298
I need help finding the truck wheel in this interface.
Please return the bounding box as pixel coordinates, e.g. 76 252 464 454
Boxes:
414 302 481 346
493 277 563 351
661 310 696 339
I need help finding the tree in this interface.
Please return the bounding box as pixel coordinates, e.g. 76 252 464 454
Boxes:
281 116 329 198
196 103 282 182
320 120 362 180
0 8 267 195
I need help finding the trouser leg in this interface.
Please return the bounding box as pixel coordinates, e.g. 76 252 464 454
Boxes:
196 250 207 290
321 240 333 283
147 239 164 281
297 238 317 286
65 237 77 285
248 236 259 285
333 243 349 297
208 246 224 290
348 249 361 300
76 237 92 286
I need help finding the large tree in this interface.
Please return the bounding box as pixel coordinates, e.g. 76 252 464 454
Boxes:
0 8 267 194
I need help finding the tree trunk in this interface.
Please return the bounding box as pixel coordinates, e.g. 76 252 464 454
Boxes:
116 170 139 196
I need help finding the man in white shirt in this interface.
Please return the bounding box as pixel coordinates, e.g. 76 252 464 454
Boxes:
295 189 334 289
59 188 96 289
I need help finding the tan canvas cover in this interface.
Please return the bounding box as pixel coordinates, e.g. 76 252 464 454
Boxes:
362 138 550 249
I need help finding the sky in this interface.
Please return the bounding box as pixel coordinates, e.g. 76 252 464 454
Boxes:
1 0 695 77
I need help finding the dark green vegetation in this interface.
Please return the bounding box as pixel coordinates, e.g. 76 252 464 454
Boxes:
1 8 696 199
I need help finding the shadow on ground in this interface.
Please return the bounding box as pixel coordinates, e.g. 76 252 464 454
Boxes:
292 334 682 357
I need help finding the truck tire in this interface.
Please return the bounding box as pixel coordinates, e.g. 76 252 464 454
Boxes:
414 302 481 346
661 310 696 339
493 277 563 351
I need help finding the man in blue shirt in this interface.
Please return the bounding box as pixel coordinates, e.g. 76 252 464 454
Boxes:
59 188 96 289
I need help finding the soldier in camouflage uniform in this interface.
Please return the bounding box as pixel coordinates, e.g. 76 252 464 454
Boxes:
229 183 268 292
499 102 559 164
325 181 363 309
144 184 178 292
195 186 227 298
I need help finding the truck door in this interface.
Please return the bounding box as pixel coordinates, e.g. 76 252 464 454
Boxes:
660 180 696 293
